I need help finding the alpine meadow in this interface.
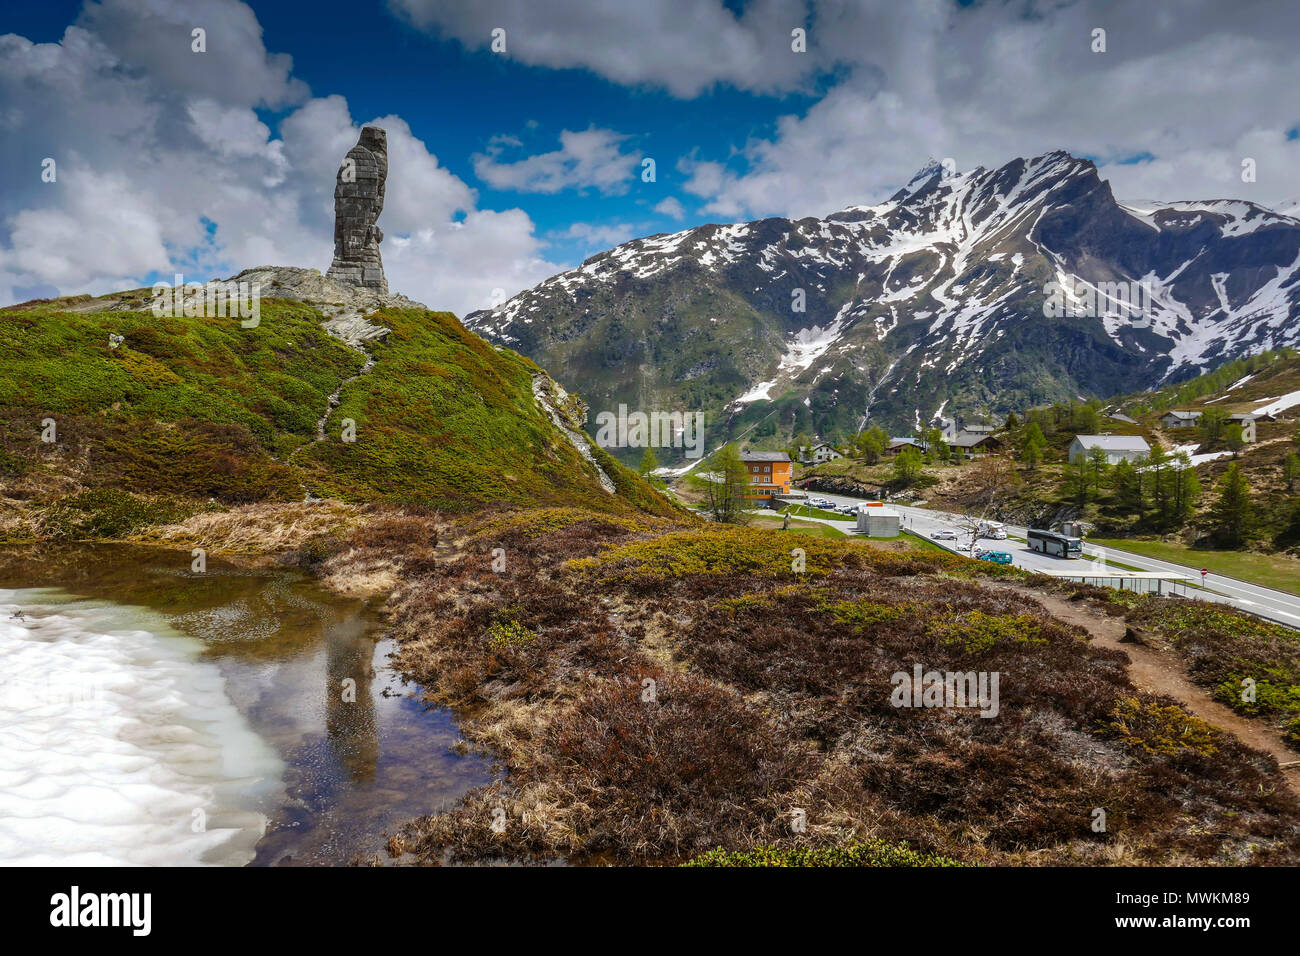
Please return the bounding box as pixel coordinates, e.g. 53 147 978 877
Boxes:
2 0 1298 938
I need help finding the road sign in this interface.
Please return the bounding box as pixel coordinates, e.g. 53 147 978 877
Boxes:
1201 568 1208 581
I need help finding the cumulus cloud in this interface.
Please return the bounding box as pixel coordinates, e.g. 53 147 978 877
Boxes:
391 0 820 97
0 0 561 316
472 127 640 195
399 0 1300 219
77 0 307 108
554 221 640 249
652 196 686 220
387 208 558 316
674 0 1300 219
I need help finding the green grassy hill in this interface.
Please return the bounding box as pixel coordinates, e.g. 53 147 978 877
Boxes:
0 288 677 540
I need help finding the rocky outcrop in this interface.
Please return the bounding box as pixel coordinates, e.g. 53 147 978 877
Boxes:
327 126 388 292
531 372 616 494
228 265 425 346
796 474 883 498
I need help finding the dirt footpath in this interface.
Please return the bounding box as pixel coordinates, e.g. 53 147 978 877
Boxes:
1015 587 1300 795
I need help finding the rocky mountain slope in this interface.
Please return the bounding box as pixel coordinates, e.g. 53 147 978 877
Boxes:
467 151 1300 461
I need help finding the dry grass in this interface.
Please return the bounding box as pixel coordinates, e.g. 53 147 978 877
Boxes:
356 507 1300 866
0 498 36 541
134 499 366 554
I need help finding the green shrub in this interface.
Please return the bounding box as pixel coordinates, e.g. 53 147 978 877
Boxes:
38 489 202 539
1103 697 1219 757
929 610 1045 654
486 618 536 650
819 597 912 629
297 533 343 570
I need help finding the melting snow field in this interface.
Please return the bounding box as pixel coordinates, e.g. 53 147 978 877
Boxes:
0 589 283 866
1169 443 1234 467
1253 389 1300 418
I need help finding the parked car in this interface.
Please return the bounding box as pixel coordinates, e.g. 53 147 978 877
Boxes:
930 529 958 540
979 528 1008 540
975 550 1013 565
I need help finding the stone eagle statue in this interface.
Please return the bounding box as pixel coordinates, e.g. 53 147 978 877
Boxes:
327 126 388 292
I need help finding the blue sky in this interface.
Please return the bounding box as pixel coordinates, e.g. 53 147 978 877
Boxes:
244 0 827 264
2 0 1299 313
4 0 828 268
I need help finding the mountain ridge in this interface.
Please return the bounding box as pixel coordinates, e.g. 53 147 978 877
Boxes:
467 150 1300 460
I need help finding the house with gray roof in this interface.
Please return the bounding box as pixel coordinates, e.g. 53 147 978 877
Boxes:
1068 435 1151 465
1160 410 1202 429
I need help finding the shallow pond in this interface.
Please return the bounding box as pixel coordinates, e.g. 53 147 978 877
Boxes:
0 544 492 866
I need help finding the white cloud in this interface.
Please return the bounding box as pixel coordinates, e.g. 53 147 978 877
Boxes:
555 221 639 248
391 0 818 97
2 168 169 289
403 0 1300 220
387 208 557 316
0 0 561 317
78 0 307 108
652 196 686 220
472 127 640 195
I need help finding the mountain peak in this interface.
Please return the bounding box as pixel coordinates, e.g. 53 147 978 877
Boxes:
908 157 946 184
470 146 1300 453
890 157 948 202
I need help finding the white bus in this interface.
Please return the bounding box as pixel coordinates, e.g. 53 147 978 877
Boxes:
1027 528 1083 559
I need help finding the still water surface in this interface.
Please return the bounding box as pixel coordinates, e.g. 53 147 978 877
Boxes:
0 545 491 866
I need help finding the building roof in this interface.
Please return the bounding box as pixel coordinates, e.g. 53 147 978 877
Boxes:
962 424 995 433
858 508 901 519
950 431 996 448
1162 410 1202 420
809 442 837 451
1228 412 1257 421
1072 435 1151 452
741 451 791 462
888 436 921 446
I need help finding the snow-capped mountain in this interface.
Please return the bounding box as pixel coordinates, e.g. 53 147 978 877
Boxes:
467 150 1300 457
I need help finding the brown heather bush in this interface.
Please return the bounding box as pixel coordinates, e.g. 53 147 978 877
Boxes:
347 508 440 552
1055 584 1300 751
379 510 1300 866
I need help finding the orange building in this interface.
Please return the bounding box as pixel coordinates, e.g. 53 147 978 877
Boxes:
741 451 792 500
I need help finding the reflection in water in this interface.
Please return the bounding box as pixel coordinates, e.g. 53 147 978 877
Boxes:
326 611 379 782
0 544 493 866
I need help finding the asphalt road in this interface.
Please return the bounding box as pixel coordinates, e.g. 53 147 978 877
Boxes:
793 492 1300 628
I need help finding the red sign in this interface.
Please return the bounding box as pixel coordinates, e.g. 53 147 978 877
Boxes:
1201 568 1208 578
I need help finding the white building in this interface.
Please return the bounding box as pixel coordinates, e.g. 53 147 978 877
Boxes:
856 505 901 537
803 442 843 464
1068 435 1151 465
931 416 958 442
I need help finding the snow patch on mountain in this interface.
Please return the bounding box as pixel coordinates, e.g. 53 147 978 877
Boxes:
1253 389 1300 418
466 149 1300 437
